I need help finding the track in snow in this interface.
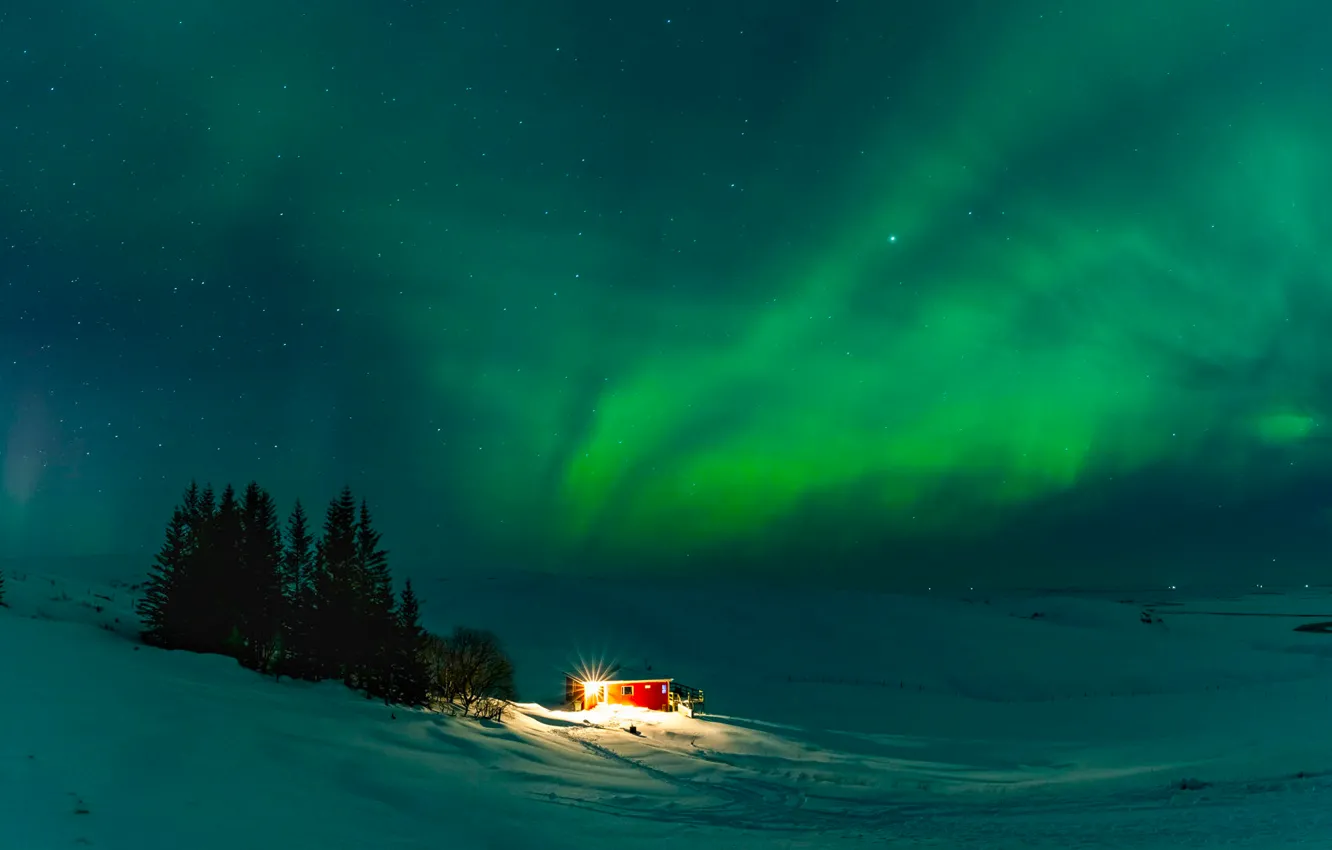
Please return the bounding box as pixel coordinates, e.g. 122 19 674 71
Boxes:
538 724 1332 846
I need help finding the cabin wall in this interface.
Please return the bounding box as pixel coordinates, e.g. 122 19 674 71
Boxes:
606 680 671 711
583 683 604 710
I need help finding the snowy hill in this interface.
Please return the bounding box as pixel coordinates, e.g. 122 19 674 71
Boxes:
5 566 1332 847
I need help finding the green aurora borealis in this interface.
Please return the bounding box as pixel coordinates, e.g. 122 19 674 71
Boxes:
3 1 1332 585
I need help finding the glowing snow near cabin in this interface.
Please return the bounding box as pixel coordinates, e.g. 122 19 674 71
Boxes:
5 562 1332 847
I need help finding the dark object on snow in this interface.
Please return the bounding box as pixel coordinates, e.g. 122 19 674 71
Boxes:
627 724 640 736
1177 777 1210 791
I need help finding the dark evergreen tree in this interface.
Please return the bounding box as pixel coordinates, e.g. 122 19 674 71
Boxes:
138 481 216 649
309 487 359 680
392 579 431 706
179 483 244 656
238 482 285 672
0 566 6 607
159 479 220 652
136 505 191 646
180 481 202 527
282 500 315 602
279 500 316 678
191 482 217 530
355 500 397 699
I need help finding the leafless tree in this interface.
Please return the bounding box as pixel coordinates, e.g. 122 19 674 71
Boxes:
424 627 516 718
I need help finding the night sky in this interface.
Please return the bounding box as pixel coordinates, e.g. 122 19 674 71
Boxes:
3 1 1331 589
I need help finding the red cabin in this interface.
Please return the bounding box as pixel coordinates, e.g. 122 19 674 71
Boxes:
578 674 672 711
564 669 706 715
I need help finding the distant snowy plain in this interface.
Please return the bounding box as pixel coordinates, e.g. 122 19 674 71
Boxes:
4 562 1332 848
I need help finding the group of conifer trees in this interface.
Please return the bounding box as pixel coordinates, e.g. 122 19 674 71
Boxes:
135 481 432 706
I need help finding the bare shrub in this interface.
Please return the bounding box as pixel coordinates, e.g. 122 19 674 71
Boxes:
474 697 511 721
424 627 516 719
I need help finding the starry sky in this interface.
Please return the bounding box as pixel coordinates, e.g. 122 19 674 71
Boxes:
2 1 1331 589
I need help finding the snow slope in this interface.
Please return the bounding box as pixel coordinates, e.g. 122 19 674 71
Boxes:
5 565 1332 848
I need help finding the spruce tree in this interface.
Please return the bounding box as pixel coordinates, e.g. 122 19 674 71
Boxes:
310 487 359 681
137 505 191 647
282 500 314 601
181 481 202 528
168 481 211 652
354 500 395 699
280 500 315 678
238 482 284 672
181 483 244 656
177 480 208 560
192 482 217 529
393 579 431 706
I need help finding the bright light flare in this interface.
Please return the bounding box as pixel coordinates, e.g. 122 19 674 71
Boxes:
570 657 618 709
574 660 613 686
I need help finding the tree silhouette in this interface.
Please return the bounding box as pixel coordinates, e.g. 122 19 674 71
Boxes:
177 483 243 655
392 579 431 706
310 487 359 681
136 504 192 647
139 481 216 651
238 482 285 672
190 482 217 530
280 500 315 678
355 500 396 699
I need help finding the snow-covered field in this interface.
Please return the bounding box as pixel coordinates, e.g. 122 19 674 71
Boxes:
5 563 1332 848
